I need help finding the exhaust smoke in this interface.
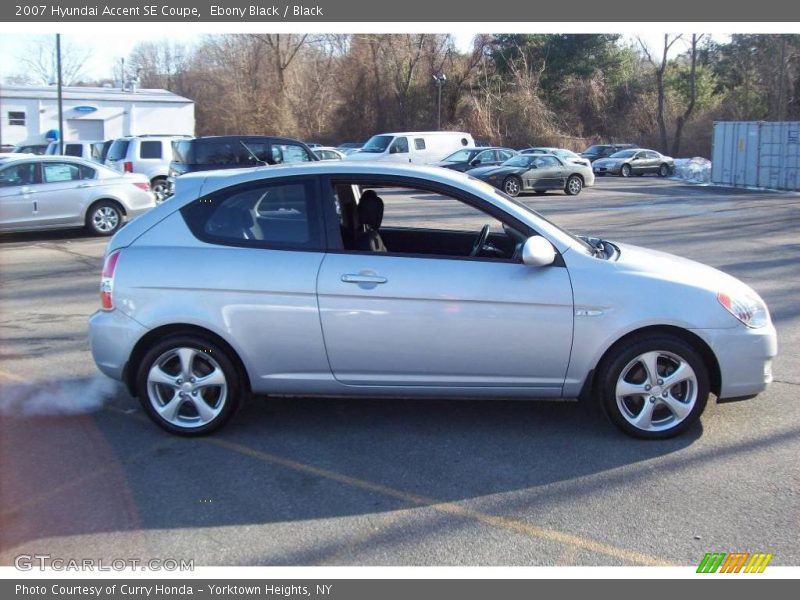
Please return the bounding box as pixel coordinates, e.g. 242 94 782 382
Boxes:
0 375 118 416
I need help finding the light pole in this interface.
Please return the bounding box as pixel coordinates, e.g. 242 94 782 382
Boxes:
56 34 64 154
432 73 446 130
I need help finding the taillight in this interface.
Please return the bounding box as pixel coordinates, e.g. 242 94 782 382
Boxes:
132 182 150 191
123 161 133 173
100 250 121 310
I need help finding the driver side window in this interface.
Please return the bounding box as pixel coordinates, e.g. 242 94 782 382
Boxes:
329 181 527 262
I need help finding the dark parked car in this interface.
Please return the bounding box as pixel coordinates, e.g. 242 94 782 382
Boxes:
469 154 594 196
592 148 674 177
168 135 318 194
433 147 517 172
580 143 637 163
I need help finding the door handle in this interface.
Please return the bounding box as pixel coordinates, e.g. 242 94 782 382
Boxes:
341 274 388 285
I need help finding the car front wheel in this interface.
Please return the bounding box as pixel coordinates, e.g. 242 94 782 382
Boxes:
86 201 123 236
658 164 670 177
136 335 242 435
503 176 522 197
620 164 632 177
598 335 709 439
565 175 583 196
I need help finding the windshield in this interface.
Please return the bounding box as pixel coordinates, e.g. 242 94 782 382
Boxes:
107 139 130 161
443 149 477 163
360 135 394 153
582 145 608 154
610 149 637 159
554 149 579 159
495 189 594 253
502 155 535 168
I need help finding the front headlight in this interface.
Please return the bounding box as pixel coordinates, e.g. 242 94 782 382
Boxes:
717 292 768 328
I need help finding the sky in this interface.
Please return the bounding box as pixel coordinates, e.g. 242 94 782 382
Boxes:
0 32 718 84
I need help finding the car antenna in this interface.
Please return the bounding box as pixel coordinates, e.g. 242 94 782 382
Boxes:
240 141 267 166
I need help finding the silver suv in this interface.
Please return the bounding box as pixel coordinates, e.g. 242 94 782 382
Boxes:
105 135 190 201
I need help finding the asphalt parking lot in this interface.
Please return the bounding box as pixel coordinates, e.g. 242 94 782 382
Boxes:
0 176 798 567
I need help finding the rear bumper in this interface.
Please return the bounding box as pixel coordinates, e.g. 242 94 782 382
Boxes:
692 323 778 399
89 309 148 382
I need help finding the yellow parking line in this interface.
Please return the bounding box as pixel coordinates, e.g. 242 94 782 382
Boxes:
208 437 674 566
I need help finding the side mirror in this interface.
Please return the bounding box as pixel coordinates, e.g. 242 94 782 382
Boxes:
522 235 556 267
471 158 481 166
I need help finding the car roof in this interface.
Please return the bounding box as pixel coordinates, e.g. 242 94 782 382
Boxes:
184 135 307 144
0 154 115 169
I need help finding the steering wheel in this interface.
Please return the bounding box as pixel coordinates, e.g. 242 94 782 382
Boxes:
469 224 491 257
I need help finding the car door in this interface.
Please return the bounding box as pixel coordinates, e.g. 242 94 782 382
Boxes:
316 181 574 392
527 156 564 190
645 151 661 173
35 161 94 226
0 161 40 231
473 149 498 168
630 151 648 174
387 136 411 163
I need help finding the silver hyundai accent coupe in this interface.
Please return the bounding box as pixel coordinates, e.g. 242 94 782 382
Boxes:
88 162 777 439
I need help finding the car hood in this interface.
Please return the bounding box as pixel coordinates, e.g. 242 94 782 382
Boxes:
468 165 521 178
613 241 759 299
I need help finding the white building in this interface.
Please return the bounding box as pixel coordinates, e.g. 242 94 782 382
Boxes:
0 84 195 148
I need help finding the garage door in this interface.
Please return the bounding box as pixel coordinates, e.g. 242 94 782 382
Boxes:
66 119 104 140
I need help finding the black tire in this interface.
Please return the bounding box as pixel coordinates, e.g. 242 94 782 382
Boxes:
503 175 522 197
534 190 547 196
86 201 123 236
620 164 632 177
151 177 168 203
596 335 709 440
135 334 242 436
565 175 583 196
658 163 670 177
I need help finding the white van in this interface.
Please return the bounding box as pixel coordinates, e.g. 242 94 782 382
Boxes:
345 131 474 164
45 140 104 162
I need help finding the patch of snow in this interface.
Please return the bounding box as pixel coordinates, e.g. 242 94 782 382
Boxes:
671 157 711 184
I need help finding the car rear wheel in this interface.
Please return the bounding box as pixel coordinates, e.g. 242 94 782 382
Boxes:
136 335 242 435
658 164 670 177
151 177 168 203
503 176 522 197
597 335 709 439
86 201 123 236
565 175 583 196
620 164 632 177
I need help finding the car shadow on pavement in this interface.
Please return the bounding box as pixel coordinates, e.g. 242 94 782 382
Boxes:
1 378 709 562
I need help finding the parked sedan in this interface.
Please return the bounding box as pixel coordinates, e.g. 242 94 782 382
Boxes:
88 162 776 439
313 147 346 161
580 143 637 163
469 153 594 196
0 156 155 235
593 149 674 177
521 147 590 167
433 147 517 172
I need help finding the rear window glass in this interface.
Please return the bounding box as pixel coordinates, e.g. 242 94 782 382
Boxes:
181 178 322 250
64 144 83 157
107 140 130 161
139 141 163 159
200 141 271 165
414 138 426 150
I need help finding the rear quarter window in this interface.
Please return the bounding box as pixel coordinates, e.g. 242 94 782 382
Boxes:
181 178 323 250
107 140 130 161
139 141 163 159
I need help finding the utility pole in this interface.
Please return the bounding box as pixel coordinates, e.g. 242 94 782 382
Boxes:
56 33 64 154
432 73 446 130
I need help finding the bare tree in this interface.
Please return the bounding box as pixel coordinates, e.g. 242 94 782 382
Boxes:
671 34 706 156
638 34 683 153
14 35 91 85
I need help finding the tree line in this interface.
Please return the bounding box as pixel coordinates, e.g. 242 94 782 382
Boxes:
11 34 800 157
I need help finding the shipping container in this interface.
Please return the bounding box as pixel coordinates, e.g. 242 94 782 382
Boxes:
711 121 800 191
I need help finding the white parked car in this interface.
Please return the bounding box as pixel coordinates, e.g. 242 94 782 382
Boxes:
45 140 104 162
0 155 155 235
313 147 346 161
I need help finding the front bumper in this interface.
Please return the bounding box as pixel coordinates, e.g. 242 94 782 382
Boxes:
693 323 778 399
593 164 621 175
89 309 149 382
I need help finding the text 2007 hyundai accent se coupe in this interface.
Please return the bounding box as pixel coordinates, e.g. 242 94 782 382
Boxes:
88 162 777 439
